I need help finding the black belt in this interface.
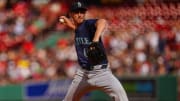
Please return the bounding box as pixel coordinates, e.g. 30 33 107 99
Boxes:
82 64 107 71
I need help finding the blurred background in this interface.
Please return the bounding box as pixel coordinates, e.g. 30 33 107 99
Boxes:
0 0 179 101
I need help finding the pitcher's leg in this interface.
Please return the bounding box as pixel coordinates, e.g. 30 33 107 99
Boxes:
95 69 129 101
63 70 91 101
107 75 129 101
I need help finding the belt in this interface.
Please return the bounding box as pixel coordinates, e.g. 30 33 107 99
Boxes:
82 64 107 71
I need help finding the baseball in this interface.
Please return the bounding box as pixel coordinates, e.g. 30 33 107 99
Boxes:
59 18 65 23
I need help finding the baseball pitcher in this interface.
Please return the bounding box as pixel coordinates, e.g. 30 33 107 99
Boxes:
60 1 129 101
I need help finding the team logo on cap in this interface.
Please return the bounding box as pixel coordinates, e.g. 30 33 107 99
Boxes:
77 2 82 7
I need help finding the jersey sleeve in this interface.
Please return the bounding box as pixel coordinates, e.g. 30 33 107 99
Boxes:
86 19 98 27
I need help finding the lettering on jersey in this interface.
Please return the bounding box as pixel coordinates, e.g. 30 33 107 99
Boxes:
75 37 90 45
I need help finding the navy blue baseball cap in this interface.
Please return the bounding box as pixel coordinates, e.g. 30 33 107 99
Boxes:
70 2 87 12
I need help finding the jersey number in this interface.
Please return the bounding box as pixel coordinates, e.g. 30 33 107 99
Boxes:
83 48 88 57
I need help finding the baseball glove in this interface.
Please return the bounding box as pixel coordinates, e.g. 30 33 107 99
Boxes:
87 42 106 65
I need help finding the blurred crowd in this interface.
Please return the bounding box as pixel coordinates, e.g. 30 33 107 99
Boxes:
91 4 180 76
0 0 179 85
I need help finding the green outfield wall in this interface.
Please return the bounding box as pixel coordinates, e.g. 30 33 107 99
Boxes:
0 84 23 101
0 75 177 101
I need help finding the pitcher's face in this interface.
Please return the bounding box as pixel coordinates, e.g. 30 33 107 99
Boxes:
71 9 86 25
